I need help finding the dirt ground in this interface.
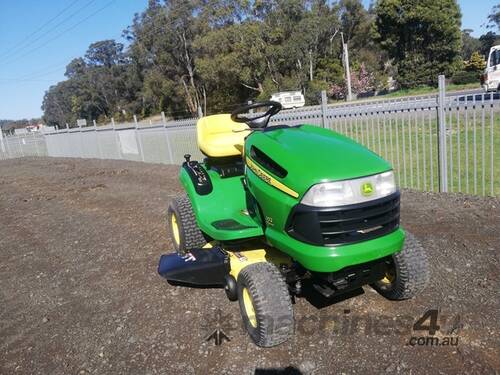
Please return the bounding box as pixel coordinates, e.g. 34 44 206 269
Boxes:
0 157 499 375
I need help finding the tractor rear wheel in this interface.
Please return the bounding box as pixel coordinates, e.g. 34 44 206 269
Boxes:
237 262 294 347
372 232 430 300
167 196 206 255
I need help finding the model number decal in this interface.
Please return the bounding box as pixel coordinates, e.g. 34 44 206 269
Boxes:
246 158 299 198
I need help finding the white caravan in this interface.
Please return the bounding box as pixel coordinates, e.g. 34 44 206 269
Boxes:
270 91 305 109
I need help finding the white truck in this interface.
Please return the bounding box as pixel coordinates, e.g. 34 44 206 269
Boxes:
482 45 500 92
270 91 305 109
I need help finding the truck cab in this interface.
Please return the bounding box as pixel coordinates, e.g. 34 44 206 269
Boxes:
482 45 500 92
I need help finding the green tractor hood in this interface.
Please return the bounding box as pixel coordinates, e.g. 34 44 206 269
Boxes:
246 125 392 197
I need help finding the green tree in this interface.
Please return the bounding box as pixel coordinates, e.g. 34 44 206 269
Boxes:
373 0 462 88
339 0 370 47
487 5 500 32
85 40 125 67
42 38 140 125
47 0 472 124
194 0 342 107
479 31 500 57
461 29 482 60
126 0 209 117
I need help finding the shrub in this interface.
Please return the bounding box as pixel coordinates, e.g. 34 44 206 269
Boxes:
451 70 479 85
465 51 486 72
305 80 329 105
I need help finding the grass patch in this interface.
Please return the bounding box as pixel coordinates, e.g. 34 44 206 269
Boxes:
378 83 481 99
327 107 500 196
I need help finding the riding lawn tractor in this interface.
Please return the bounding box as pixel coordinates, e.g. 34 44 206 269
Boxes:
158 101 430 347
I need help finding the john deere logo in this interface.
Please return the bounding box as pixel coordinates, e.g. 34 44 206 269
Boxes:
361 182 374 196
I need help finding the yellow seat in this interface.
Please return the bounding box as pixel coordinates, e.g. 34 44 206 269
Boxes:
197 114 250 157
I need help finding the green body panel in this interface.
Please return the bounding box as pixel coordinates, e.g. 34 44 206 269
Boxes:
180 167 263 240
266 227 405 272
245 125 392 197
181 123 404 273
243 145 405 272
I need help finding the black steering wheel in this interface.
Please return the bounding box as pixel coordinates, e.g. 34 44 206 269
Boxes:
230 101 282 129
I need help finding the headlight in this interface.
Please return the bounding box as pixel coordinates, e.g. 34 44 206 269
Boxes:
301 171 396 207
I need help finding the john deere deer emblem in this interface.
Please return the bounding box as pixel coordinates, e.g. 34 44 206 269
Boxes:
361 182 374 196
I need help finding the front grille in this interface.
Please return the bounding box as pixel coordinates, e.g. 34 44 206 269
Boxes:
286 192 400 246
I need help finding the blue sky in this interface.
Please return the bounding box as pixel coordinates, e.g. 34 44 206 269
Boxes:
0 0 497 120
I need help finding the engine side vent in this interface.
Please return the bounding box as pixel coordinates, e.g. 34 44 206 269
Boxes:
250 146 288 178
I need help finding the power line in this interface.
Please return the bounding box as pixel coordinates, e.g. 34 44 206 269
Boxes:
0 64 66 82
2 0 194 65
0 0 100 64
17 63 71 80
0 59 73 82
0 0 98 62
0 0 80 60
0 0 116 67
0 3 209 98
0 79 56 84
0 2 198 83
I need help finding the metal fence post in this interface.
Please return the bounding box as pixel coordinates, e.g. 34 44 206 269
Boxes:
134 114 145 162
111 117 122 159
64 123 69 157
93 119 102 159
162 111 174 164
437 75 448 192
78 122 84 158
0 128 5 158
32 130 40 156
321 90 328 128
5 132 12 158
16 132 24 157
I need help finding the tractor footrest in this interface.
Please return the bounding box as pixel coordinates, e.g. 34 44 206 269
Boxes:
158 247 230 287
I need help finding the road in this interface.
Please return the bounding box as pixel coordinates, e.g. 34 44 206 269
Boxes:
452 88 500 103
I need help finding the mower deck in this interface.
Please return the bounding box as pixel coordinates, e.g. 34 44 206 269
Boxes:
158 243 292 286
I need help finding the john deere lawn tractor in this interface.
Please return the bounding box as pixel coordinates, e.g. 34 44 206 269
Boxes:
158 101 429 347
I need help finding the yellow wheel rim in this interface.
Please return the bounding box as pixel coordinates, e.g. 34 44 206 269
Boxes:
171 214 180 246
380 268 396 284
242 287 257 328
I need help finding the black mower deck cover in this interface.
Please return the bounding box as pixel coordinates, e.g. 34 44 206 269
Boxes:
158 247 229 287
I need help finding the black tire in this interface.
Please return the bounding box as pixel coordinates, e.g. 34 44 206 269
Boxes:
167 195 206 255
372 232 430 300
237 262 294 347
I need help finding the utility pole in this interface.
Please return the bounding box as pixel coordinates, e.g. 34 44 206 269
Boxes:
341 32 353 101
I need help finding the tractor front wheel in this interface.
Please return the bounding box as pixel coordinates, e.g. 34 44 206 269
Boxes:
237 262 294 347
372 232 430 300
167 196 206 255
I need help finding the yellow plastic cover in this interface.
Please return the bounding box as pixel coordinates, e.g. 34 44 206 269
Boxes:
196 114 250 157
